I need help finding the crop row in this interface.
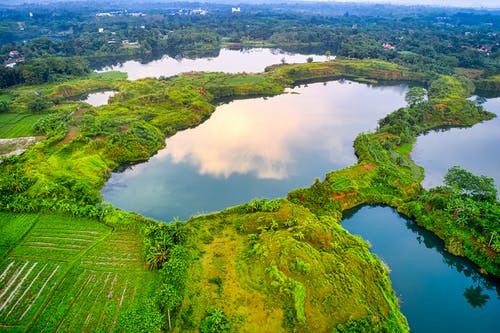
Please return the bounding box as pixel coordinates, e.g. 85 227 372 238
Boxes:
80 232 144 270
0 259 62 326
0 113 45 138
30 267 144 332
9 216 110 261
0 213 39 259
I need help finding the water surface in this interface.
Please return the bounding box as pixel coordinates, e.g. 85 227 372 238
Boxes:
412 98 500 191
102 81 407 221
342 205 500 333
81 91 117 107
98 48 329 80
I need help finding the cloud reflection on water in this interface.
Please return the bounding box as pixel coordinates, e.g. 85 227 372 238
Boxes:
158 82 407 180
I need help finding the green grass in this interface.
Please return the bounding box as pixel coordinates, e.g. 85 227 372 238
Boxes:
0 113 45 138
0 93 14 103
3 59 494 331
89 71 128 81
0 213 38 258
171 200 408 332
225 75 265 85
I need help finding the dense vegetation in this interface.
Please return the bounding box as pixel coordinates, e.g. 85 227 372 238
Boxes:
0 1 499 88
288 75 499 276
1 1 500 332
401 167 500 275
0 58 427 332
142 199 408 332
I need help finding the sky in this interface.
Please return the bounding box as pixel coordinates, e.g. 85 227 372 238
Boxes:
309 0 499 8
6 0 500 9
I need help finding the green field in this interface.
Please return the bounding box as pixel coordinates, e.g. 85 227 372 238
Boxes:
0 213 156 332
0 113 45 138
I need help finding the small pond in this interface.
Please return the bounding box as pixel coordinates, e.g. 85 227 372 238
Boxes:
81 91 117 107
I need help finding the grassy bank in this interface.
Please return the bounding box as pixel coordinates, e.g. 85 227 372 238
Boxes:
1 59 498 332
288 75 499 276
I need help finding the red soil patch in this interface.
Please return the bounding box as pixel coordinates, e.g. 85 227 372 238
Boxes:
182 71 201 78
378 133 397 140
363 164 376 170
435 103 448 111
60 126 80 145
194 87 208 97
72 107 87 120
332 192 356 200
332 193 346 200
470 236 497 258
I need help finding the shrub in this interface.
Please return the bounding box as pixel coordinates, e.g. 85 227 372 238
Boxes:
200 307 230 333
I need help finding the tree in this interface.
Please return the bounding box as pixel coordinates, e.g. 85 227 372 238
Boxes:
405 87 427 107
157 245 190 330
444 166 497 202
117 298 163 332
325 50 332 61
0 101 10 113
27 96 50 113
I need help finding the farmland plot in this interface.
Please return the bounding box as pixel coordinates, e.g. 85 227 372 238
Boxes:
0 213 156 332
0 259 63 328
31 268 152 332
9 214 111 261
0 213 39 258
80 232 144 270
0 114 45 138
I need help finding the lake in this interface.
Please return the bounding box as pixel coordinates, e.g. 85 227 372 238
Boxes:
412 98 500 191
100 65 500 331
342 205 500 333
98 48 329 80
102 81 408 221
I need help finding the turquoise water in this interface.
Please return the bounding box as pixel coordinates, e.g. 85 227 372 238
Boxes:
342 205 500 333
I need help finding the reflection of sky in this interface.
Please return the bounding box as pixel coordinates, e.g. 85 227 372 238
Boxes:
81 91 116 107
102 81 408 220
159 82 407 180
98 48 328 80
412 98 500 191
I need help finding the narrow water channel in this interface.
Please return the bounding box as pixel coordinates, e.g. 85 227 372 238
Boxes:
412 98 500 191
342 205 500 333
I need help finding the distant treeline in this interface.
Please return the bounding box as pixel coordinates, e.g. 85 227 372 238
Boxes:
0 1 498 80
0 57 91 88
